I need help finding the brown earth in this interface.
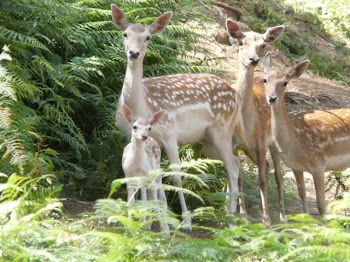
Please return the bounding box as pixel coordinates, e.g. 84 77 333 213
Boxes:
62 198 94 217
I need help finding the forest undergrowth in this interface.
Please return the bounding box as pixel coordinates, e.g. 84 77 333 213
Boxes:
0 0 349 261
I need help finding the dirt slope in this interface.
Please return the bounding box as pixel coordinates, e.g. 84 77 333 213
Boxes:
193 18 350 111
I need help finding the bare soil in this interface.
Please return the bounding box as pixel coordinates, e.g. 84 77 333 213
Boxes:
62 198 94 217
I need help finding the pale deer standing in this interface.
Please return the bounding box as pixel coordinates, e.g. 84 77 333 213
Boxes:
121 104 169 233
111 4 243 231
226 20 285 225
263 52 350 215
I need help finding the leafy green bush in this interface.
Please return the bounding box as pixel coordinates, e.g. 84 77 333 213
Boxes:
1 166 349 261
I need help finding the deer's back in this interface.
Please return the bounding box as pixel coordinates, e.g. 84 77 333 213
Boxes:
289 109 350 171
144 74 239 123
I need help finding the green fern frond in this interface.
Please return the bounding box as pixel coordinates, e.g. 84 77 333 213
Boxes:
280 245 350 262
73 21 111 32
0 173 29 202
0 106 12 128
0 26 50 52
0 80 16 100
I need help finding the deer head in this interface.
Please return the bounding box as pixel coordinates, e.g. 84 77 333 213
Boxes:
226 20 285 67
122 104 165 141
111 4 172 61
263 52 310 105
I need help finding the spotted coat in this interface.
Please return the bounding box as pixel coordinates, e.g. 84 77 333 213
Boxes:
144 74 239 123
289 109 350 165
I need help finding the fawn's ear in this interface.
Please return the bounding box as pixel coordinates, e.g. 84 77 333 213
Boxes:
111 4 128 31
122 104 134 124
149 11 173 35
149 110 165 126
287 60 310 79
263 52 272 73
226 19 243 40
263 25 285 42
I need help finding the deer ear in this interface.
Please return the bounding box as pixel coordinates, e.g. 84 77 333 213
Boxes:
111 4 128 31
149 11 173 35
263 52 272 73
226 19 243 40
122 104 134 124
149 110 165 126
263 26 285 42
287 60 310 79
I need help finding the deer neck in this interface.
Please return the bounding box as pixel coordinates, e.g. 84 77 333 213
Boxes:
236 61 255 109
270 100 300 154
130 136 146 159
121 59 148 116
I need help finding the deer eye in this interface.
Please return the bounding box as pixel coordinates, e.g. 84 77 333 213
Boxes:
146 36 150 41
123 32 127 37
149 127 151 131
133 126 137 130
263 79 267 83
283 82 288 87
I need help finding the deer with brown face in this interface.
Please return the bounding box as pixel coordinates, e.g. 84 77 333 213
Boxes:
111 5 244 231
263 52 350 215
122 104 169 233
226 20 285 225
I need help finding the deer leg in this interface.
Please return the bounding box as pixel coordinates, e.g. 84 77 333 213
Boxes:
164 140 191 233
148 177 158 202
156 176 170 234
208 128 240 215
312 171 326 215
255 144 271 227
292 169 309 214
243 147 270 226
269 144 286 223
127 184 135 219
233 147 247 217
237 169 247 217
140 186 148 201
202 143 246 217
140 186 151 230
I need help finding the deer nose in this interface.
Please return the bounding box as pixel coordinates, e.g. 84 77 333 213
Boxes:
141 135 148 141
268 95 278 104
249 58 260 65
129 51 140 59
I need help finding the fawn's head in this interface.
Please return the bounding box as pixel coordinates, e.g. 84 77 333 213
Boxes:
111 4 172 61
122 105 165 142
226 20 284 67
263 52 310 106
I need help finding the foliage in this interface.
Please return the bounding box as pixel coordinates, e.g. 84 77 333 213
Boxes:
0 167 349 261
326 170 350 200
0 1 349 261
285 0 350 44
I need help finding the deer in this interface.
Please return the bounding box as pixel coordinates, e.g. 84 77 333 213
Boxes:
121 104 169 233
226 20 286 225
263 52 350 215
111 4 244 231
